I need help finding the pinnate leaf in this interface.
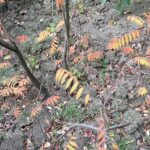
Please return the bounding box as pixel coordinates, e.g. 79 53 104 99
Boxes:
44 96 60 106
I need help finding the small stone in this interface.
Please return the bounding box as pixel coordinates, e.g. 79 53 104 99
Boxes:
43 142 50 148
87 74 97 82
32 3 41 11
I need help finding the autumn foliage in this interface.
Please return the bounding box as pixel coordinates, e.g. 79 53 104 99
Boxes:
0 1 150 149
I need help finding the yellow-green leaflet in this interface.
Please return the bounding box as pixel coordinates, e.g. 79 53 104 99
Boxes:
65 77 74 89
55 69 62 81
66 145 75 150
57 69 66 82
70 82 79 94
69 141 78 148
61 73 69 84
76 87 83 100
85 94 90 106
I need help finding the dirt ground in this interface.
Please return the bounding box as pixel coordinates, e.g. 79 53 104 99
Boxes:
0 0 150 149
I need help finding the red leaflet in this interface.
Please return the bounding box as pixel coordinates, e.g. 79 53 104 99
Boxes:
69 44 76 56
122 47 134 55
16 35 28 44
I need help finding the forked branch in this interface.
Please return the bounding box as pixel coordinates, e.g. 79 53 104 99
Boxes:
0 22 49 98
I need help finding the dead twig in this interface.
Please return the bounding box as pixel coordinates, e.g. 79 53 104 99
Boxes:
58 122 130 141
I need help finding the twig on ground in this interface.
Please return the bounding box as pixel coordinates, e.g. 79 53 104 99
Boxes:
58 122 130 141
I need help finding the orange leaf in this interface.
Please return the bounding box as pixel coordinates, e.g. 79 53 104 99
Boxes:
0 0 5 4
55 59 63 66
31 105 43 117
69 45 76 56
50 37 59 56
0 62 11 69
146 48 150 55
56 0 64 9
98 130 105 141
44 96 60 106
80 35 89 48
122 47 134 54
14 107 22 119
1 102 11 110
0 87 13 97
73 55 84 64
87 51 103 61
13 87 27 96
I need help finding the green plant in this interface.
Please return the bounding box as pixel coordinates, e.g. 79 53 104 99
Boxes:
71 69 86 82
99 58 109 86
28 56 39 69
117 0 131 13
60 103 86 122
101 0 132 13
118 139 132 150
77 2 86 14
101 0 107 6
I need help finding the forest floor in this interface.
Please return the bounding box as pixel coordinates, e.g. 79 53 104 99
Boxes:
0 0 150 149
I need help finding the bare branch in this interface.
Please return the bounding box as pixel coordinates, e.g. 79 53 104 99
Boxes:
58 122 130 140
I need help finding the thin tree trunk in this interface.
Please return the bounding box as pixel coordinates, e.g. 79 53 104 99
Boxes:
62 0 70 69
64 0 70 39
